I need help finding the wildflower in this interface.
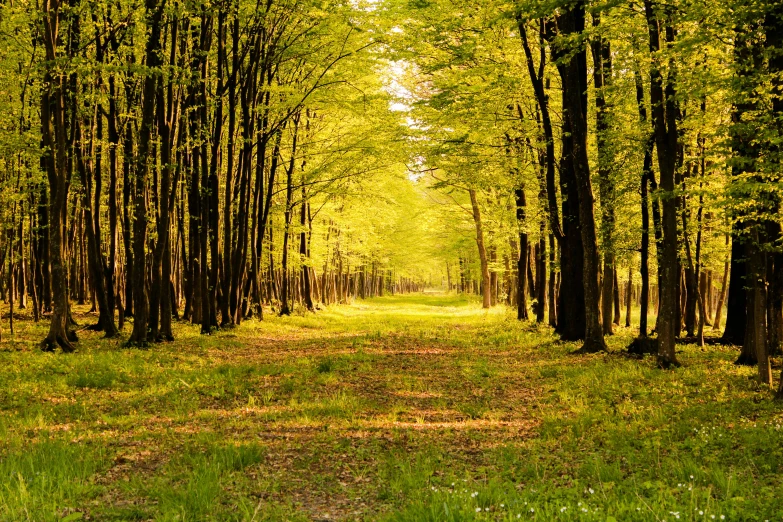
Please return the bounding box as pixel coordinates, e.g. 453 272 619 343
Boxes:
560 507 567 512
720 517 725 520
588 488 595 494
690 475 694 479
699 511 704 515
475 508 481 513
530 508 535 513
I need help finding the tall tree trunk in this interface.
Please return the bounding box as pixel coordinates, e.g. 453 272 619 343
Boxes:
548 234 557 327
745 234 772 386
536 235 547 323
128 0 165 345
74 116 117 337
626 265 633 328
713 235 730 331
301 196 314 311
40 0 76 352
122 79 135 318
645 0 680 367
469 189 491 309
279 115 300 316
592 12 615 337
516 187 529 320
558 1 605 352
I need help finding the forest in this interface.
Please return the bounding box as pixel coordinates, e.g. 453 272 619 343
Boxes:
1 0 783 519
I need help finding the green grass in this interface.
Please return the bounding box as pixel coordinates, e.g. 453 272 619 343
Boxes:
0 293 781 520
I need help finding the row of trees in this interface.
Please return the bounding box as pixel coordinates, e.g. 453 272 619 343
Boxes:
388 0 783 395
2 0 783 399
0 0 443 348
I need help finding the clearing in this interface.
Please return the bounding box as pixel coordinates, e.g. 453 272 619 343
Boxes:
1 294 782 521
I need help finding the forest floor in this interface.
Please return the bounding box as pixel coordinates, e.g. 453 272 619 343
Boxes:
0 294 782 521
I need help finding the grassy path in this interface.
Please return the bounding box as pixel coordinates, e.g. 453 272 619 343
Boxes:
0 294 781 521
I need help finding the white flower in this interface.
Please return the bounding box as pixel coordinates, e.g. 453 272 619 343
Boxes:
720 517 725 520
560 507 567 512
530 508 535 513
690 475 694 479
588 488 594 494
699 511 704 515
475 507 481 513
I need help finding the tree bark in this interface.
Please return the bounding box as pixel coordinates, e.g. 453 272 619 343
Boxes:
128 0 165 345
558 1 606 352
516 187 529 320
645 0 680 367
469 189 491 309
40 0 76 353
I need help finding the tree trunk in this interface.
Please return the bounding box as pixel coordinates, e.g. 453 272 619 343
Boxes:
645 0 680 367
592 11 615 337
469 189 491 309
515 188 529 320
625 265 633 328
40 0 76 353
745 235 771 386
74 118 117 337
558 1 605 352
548 234 557 327
128 0 165 345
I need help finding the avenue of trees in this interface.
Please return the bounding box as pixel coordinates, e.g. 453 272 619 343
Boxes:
384 0 783 394
0 0 438 349
1 0 783 395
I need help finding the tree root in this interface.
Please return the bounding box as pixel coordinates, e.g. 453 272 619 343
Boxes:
40 334 75 353
734 353 757 366
572 341 607 354
656 356 682 369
